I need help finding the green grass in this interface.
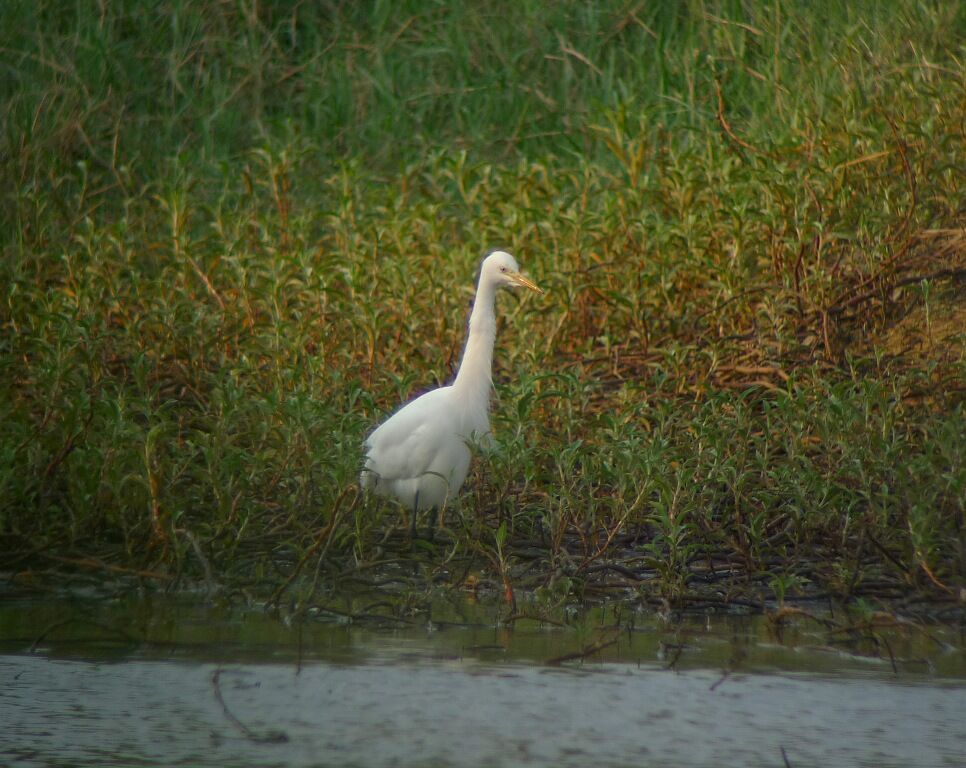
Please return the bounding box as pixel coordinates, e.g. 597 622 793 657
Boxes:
1 0 964 616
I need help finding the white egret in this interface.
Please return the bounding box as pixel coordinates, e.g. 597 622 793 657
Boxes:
360 250 542 537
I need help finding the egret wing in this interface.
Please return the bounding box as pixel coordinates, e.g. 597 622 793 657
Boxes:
363 388 458 482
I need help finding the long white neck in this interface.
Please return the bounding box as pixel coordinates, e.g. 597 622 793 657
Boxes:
452 278 496 411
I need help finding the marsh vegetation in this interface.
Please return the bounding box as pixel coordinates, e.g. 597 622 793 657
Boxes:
2 1 964 623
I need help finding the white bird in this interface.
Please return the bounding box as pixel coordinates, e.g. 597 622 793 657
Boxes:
360 250 542 537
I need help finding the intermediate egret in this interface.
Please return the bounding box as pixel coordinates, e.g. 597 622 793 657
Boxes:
360 250 542 537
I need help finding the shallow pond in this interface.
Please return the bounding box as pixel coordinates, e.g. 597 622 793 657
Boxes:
1 588 964 767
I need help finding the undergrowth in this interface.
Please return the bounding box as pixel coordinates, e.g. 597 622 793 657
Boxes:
1 0 964 618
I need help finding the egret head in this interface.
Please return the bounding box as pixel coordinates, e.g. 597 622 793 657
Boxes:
481 250 543 294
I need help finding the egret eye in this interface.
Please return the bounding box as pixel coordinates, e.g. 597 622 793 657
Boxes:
500 266 508 273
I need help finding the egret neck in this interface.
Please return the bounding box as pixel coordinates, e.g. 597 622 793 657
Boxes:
451 275 497 428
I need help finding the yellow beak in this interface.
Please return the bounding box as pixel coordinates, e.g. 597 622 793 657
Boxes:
508 271 544 294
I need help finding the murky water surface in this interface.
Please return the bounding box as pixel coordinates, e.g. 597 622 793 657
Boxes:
1 588 964 767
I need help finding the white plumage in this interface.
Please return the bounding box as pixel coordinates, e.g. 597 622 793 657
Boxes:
360 250 542 526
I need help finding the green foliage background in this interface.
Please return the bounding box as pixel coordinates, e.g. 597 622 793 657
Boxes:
2 1 963 603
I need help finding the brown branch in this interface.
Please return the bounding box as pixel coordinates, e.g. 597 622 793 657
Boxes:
917 558 954 595
267 487 357 610
864 532 911 578
545 629 621 666
29 616 139 652
885 114 918 242
557 35 603 76
186 254 226 310
39 554 171 581
713 78 766 157
825 268 966 317
505 612 567 627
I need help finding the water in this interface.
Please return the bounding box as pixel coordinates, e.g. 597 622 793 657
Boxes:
1 589 964 767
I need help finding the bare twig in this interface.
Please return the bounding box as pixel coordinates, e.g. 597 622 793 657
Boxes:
713 78 766 157
267 487 357 611
30 616 138 652
212 668 288 744
38 554 170 581
186 254 226 310
917 557 954 596
505 612 567 627
546 628 621 665
556 34 603 76
885 114 918 242
709 670 731 691
826 268 966 316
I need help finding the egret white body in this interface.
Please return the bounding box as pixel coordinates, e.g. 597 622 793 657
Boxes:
360 251 541 523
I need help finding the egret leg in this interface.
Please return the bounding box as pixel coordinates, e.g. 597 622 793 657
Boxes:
427 507 438 543
410 491 419 540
